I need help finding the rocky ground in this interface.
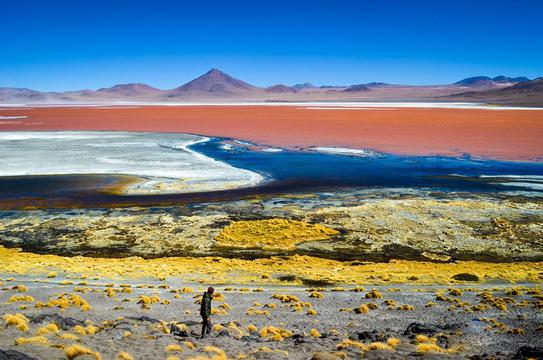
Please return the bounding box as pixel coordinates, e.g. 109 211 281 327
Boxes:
0 276 541 360
0 189 542 261
1 189 542 359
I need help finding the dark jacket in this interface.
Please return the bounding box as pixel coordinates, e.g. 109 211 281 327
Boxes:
200 292 212 317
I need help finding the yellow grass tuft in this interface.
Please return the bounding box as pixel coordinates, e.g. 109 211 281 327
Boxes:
72 325 87 335
36 323 60 335
416 343 443 354
309 291 324 298
354 304 369 314
365 289 383 299
337 339 367 352
259 326 293 341
310 328 321 337
8 295 35 303
47 272 57 278
166 344 184 352
14 336 49 346
507 328 525 335
65 344 101 359
307 308 318 315
387 337 401 348
415 334 437 344
3 313 29 332
367 342 394 351
204 346 227 360
351 287 366 292
12 284 28 292
60 333 79 341
448 288 462 296
271 293 299 303
117 352 134 360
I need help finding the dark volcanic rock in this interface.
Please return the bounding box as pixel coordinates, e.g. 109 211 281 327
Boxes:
0 350 39 360
353 330 387 342
514 346 543 359
28 313 84 330
452 273 480 282
404 322 463 336
170 323 189 337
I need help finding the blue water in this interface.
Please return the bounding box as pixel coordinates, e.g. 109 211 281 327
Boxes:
193 138 543 193
1 135 543 210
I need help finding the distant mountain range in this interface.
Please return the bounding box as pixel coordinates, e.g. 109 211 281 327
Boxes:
454 76 530 87
0 68 541 106
448 77 543 106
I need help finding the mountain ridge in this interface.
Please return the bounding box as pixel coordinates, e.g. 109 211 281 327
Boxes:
0 69 540 106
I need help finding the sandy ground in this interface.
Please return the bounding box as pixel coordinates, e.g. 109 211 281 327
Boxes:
0 275 541 360
1 106 543 160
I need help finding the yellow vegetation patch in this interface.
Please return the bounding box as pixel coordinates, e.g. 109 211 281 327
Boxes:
387 337 401 348
416 343 443 354
166 344 184 352
14 336 49 346
337 339 367 352
367 342 394 351
8 295 35 303
60 333 79 341
3 313 29 332
65 344 101 360
214 219 339 250
259 326 293 341
0 245 541 286
117 352 134 360
36 323 60 335
416 335 437 344
309 291 324 298
354 304 369 314
12 284 28 292
310 328 321 337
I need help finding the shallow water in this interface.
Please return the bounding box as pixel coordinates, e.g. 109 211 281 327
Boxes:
1 131 543 210
193 138 543 193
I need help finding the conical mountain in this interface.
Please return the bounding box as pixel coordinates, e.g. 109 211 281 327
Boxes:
170 68 257 96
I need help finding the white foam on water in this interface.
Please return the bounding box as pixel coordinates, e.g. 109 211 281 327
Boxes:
480 175 543 182
0 131 263 194
310 146 378 157
496 182 543 191
0 116 27 120
301 107 396 110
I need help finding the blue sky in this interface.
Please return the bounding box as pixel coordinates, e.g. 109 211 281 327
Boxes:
1 0 542 91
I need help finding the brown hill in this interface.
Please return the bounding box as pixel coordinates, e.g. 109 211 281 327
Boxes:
265 84 297 93
344 84 370 92
97 83 161 97
449 78 543 106
167 68 256 97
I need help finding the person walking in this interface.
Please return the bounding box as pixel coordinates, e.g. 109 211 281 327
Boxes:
200 287 214 338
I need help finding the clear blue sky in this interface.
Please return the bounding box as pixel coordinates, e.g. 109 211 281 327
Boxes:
1 0 542 91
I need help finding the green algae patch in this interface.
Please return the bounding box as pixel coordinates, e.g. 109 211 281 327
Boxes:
215 219 339 250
